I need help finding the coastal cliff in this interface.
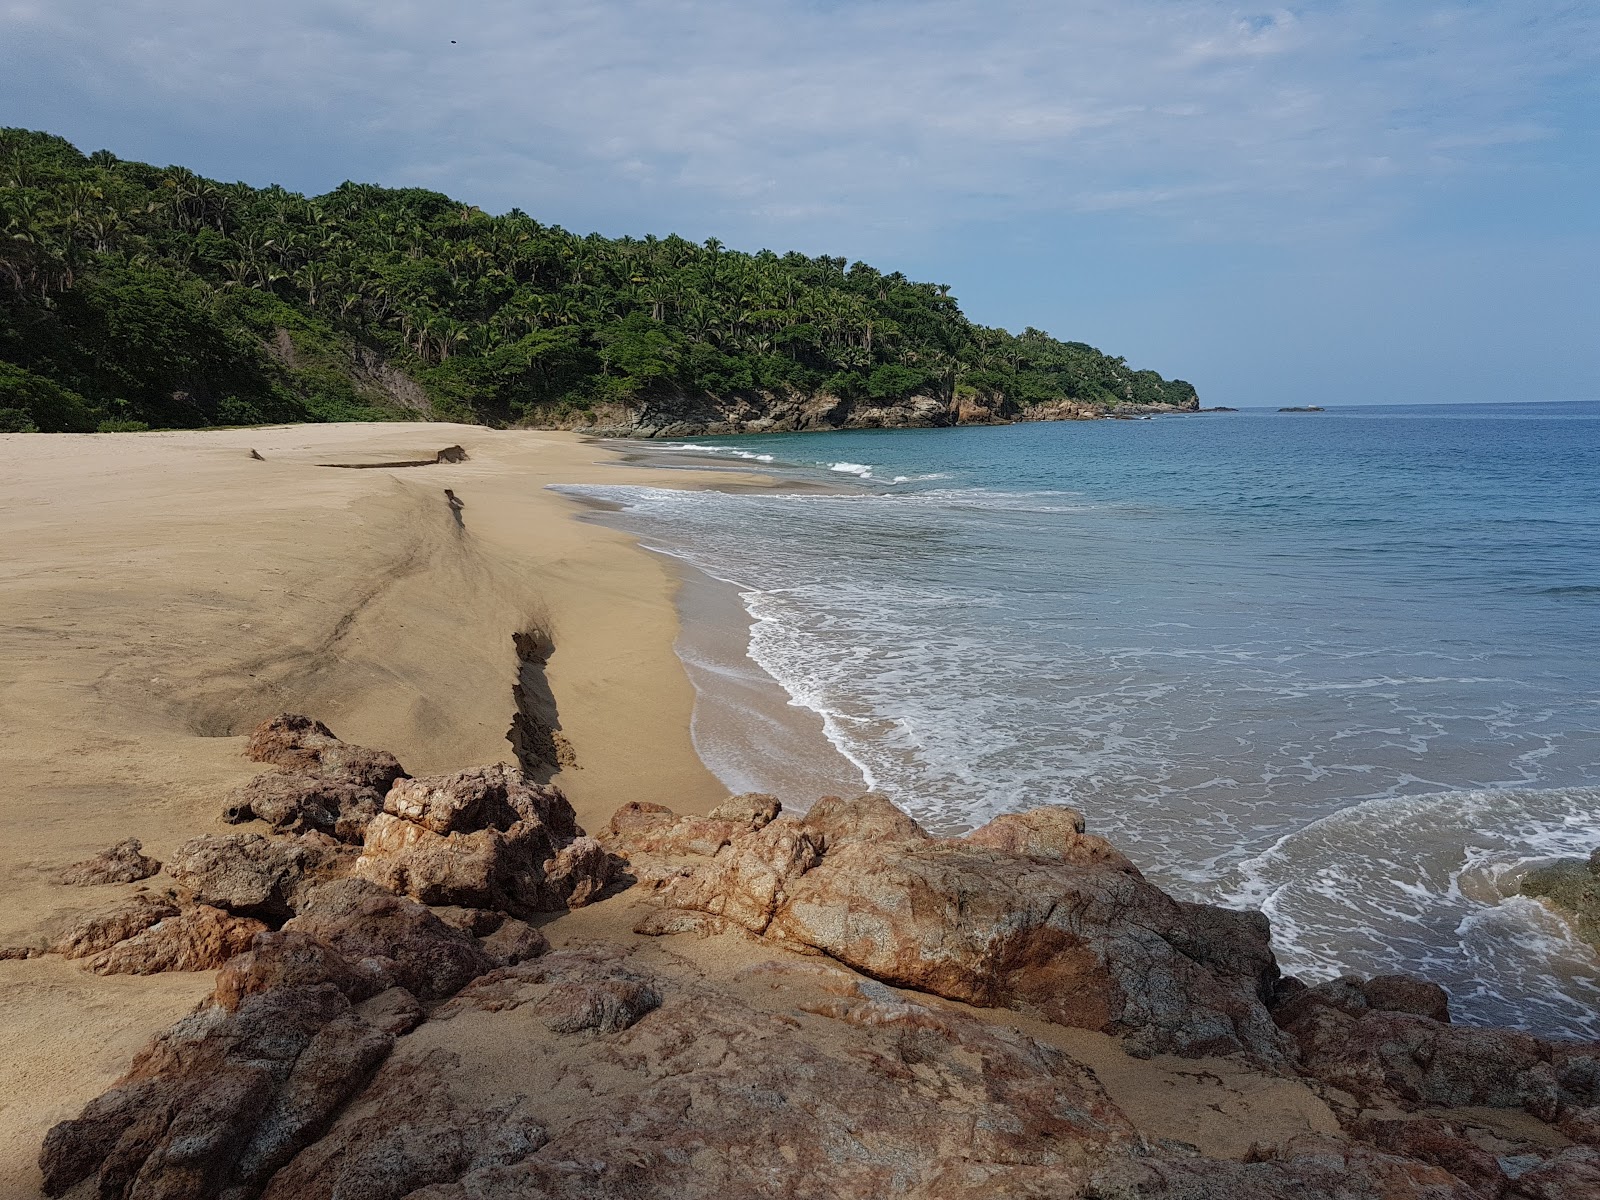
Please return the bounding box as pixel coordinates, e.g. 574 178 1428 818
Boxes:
539 386 1199 438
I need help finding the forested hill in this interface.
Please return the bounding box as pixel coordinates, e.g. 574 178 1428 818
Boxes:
0 128 1198 435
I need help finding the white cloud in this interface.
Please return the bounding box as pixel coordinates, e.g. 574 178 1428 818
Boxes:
3 0 1597 249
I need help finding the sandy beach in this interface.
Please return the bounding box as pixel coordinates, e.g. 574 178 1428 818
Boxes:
0 424 786 1193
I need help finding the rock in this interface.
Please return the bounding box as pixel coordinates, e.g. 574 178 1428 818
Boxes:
963 805 1140 871
223 771 386 842
354 987 426 1037
479 918 549 968
245 712 406 790
167 831 349 920
1349 1115 1508 1195
1508 1147 1600 1199
706 792 781 828
56 837 162 885
258 1050 548 1200
39 983 392 1198
429 906 505 935
1522 855 1600 952
382 764 574 838
283 880 493 1002
1273 974 1600 1115
86 905 268 975
802 791 930 847
619 794 1289 1059
212 929 378 1011
51 894 181 958
353 766 608 915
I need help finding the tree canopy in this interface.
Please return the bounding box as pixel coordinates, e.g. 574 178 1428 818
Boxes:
0 128 1197 432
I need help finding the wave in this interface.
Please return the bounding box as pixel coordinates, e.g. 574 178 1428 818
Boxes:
1225 786 1600 1036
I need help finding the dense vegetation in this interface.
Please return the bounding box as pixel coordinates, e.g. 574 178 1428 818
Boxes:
0 128 1197 433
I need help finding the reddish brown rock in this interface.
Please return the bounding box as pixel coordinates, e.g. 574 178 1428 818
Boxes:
707 792 781 828
619 793 1287 1060
56 837 162 886
223 771 385 842
39 984 392 1198
353 766 607 915
353 986 425 1037
167 831 350 920
283 880 493 1002
212 929 378 1011
963 805 1139 871
1349 1115 1509 1195
478 918 549 968
1273 974 1600 1116
245 713 406 791
1508 1147 1600 1199
86 905 268 975
51 894 181 959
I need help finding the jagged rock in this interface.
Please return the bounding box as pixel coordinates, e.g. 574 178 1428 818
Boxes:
223 771 385 842
39 984 392 1198
354 987 426 1037
429 905 505 935
56 837 162 885
212 929 378 1011
706 792 781 828
86 905 268 975
479 918 549 968
619 794 1288 1060
258 1050 549 1200
167 831 350 920
51 894 181 958
283 880 493 1002
963 805 1138 871
245 712 406 791
353 766 609 915
1091 1134 1482 1199
1349 1115 1509 1195
1273 974 1600 1116
383 764 574 837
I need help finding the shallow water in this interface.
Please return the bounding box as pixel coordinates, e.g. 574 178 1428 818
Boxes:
559 402 1600 1037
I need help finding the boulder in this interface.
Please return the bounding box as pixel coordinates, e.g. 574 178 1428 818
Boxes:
212 929 379 1011
1273 974 1600 1116
56 837 162 886
167 831 350 921
86 905 268 976
479 919 550 968
353 766 609 915
51 894 180 959
223 771 386 843
245 712 406 791
963 805 1139 871
39 984 392 1198
283 880 494 1002
621 794 1288 1060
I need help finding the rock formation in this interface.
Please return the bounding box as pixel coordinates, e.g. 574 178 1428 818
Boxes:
36 722 1600 1200
56 838 162 885
225 712 407 841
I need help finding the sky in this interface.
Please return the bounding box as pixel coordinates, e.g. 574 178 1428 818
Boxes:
3 1 1597 407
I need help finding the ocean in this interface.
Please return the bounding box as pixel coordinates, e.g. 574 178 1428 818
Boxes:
558 401 1600 1039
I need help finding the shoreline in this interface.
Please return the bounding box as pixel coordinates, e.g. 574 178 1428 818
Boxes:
0 422 796 1193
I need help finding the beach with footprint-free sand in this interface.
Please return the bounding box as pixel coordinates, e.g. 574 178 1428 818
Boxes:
0 424 782 1193
0 422 1397 1199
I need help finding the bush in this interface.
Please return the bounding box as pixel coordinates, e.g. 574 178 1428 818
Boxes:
0 360 100 431
96 418 150 432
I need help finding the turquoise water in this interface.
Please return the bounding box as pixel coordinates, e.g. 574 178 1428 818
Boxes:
562 402 1600 1037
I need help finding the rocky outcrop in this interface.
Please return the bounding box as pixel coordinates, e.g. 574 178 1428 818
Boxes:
1272 974 1600 1122
226 713 407 842
614 793 1287 1060
570 386 1197 439
52 894 181 959
353 765 613 916
56 837 162 885
86 905 268 975
1521 848 1600 952
167 831 353 921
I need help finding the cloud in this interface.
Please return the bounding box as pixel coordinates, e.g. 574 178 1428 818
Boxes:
3 0 1597 251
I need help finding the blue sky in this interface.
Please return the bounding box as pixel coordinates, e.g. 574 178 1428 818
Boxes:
3 1 1597 406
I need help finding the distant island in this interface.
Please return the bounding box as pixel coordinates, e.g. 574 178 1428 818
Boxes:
1278 406 1325 413
0 129 1198 437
